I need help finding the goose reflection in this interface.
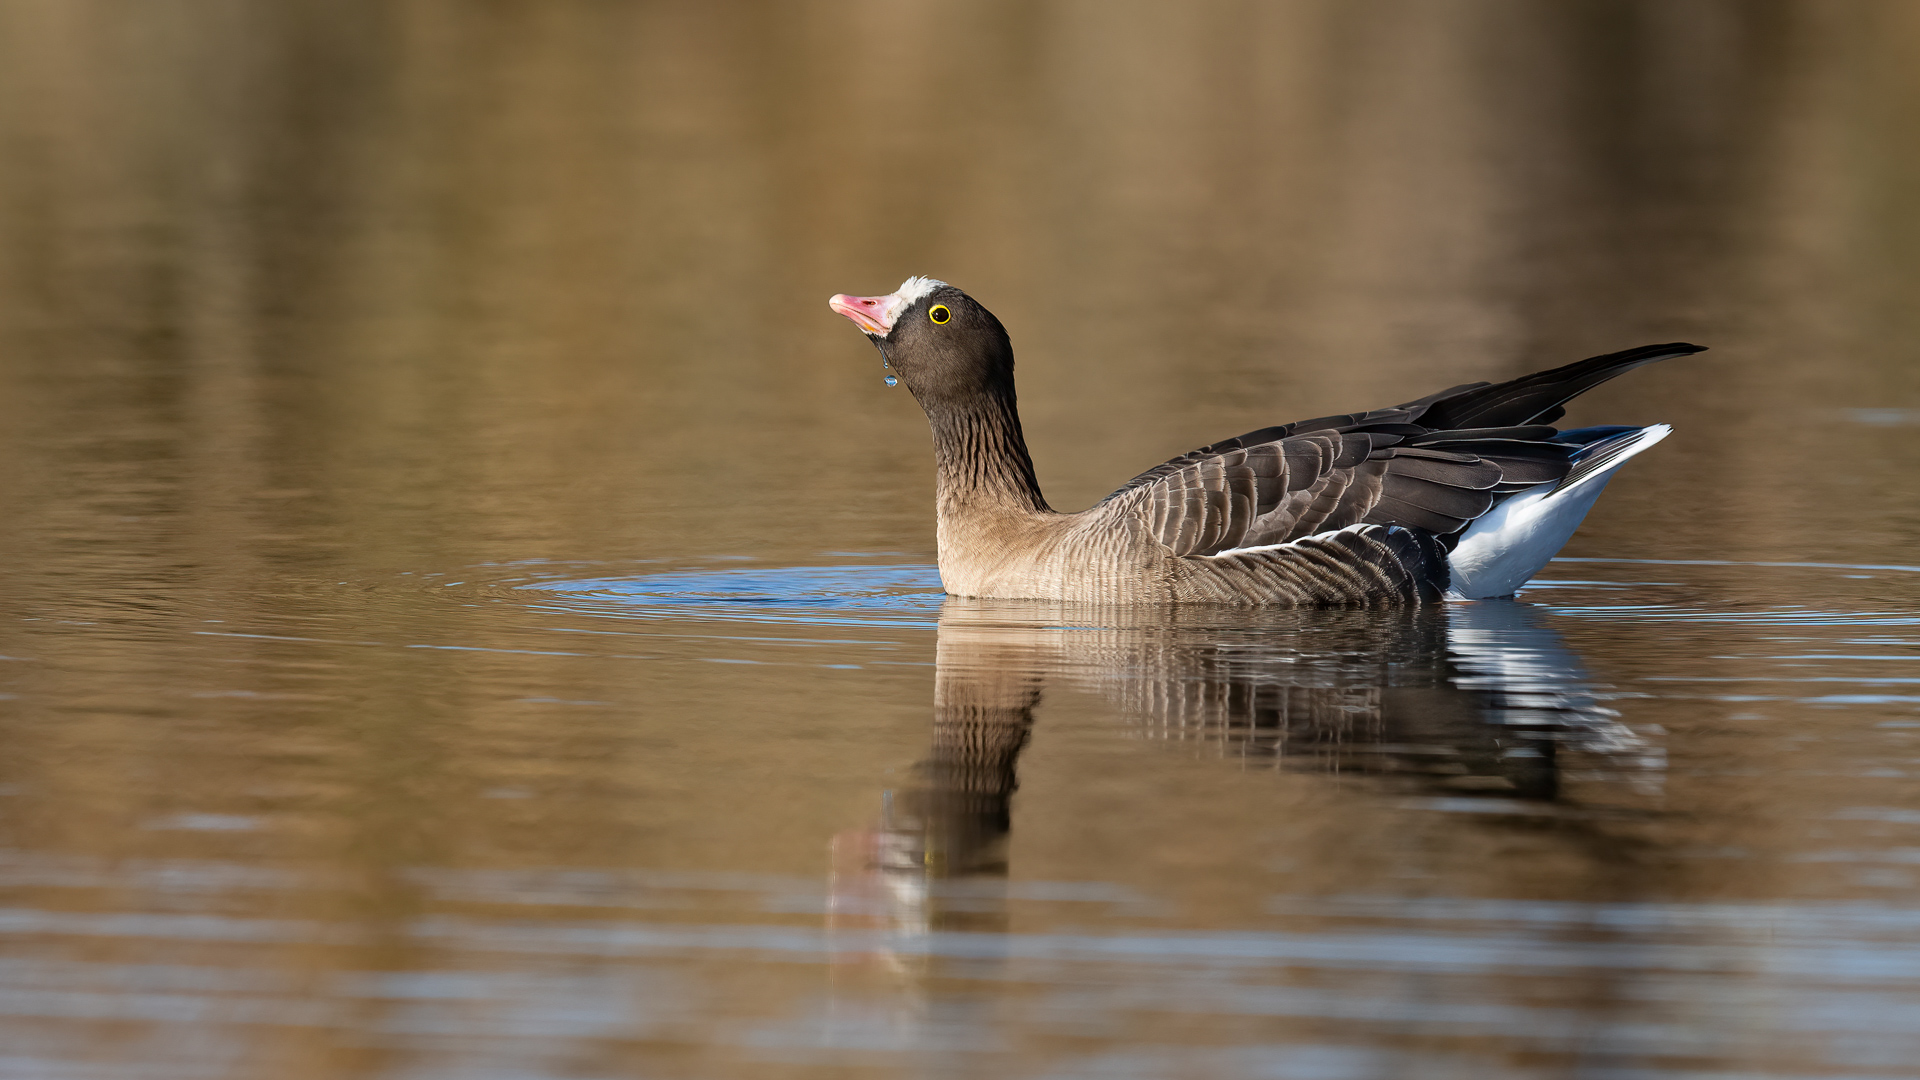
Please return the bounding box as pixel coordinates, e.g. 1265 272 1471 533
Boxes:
833 599 1660 930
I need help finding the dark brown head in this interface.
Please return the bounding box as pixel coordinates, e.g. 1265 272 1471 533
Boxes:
828 277 1016 410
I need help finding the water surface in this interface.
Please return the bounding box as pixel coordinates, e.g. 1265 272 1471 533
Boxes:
2 2 1919 1077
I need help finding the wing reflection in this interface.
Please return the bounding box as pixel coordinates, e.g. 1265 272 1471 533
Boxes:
835 600 1659 928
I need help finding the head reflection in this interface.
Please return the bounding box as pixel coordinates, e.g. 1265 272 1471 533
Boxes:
836 599 1659 926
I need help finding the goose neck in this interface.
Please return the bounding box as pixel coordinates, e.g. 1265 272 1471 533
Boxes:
926 390 1049 515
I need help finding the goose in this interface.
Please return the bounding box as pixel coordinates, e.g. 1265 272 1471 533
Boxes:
828 277 1700 604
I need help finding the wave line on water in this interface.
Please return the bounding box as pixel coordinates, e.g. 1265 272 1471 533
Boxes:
1554 557 1920 574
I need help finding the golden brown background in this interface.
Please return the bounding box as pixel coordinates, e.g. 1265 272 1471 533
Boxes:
0 2 1917 1077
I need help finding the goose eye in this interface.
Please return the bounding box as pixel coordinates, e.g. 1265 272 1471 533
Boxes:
928 304 951 325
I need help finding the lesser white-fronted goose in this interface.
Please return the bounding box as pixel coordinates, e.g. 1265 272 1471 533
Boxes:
828 277 1700 604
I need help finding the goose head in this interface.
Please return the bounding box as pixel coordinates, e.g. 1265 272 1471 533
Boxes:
828 277 1016 409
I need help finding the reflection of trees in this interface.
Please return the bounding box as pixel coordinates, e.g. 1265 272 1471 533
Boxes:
3 1 1917 568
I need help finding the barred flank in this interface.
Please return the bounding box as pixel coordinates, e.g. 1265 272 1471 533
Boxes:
1197 525 1448 606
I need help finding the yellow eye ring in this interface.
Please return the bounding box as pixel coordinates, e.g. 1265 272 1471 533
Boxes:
928 304 951 325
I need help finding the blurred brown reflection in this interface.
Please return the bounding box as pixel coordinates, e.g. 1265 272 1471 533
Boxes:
2 0 1919 586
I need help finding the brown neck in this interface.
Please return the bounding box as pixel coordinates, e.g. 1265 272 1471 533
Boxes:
924 387 1049 515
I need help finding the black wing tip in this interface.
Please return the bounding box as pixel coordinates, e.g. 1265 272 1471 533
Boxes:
1578 341 1707 368
1631 341 1708 357
1417 341 1708 431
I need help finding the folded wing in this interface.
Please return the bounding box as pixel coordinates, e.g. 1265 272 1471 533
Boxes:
1089 342 1702 558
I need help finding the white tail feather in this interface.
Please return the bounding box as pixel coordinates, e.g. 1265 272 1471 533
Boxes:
1446 424 1671 600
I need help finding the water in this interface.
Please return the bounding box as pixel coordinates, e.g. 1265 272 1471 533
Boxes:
2 2 1920 1077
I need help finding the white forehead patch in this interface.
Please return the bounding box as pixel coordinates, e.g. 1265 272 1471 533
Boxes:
874 276 946 331
894 276 946 305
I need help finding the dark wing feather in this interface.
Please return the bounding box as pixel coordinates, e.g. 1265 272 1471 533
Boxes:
1094 342 1702 557
1408 343 1704 429
1106 426 1507 555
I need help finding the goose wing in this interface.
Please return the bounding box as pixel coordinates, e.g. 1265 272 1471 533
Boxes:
1086 342 1702 558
